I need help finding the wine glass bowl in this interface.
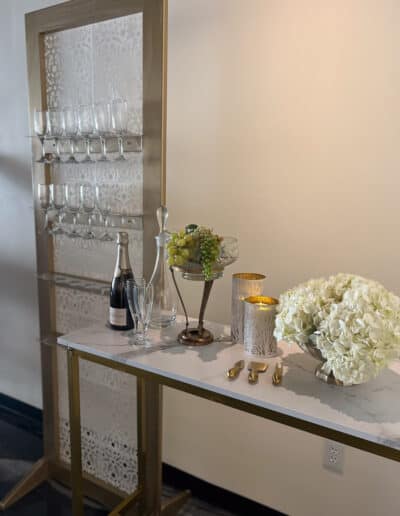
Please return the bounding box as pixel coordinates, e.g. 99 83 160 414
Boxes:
63 106 79 163
49 184 66 235
111 99 129 161
65 184 81 238
37 184 51 232
80 183 96 239
95 184 114 241
94 102 112 162
47 109 64 163
126 279 154 345
78 104 95 163
34 109 49 163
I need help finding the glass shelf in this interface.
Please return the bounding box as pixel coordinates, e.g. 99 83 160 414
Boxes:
38 272 109 296
55 211 143 231
31 134 143 160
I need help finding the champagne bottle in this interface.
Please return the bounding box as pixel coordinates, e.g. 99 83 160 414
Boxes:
109 232 134 330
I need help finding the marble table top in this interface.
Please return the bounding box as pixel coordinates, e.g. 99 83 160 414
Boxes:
58 317 400 455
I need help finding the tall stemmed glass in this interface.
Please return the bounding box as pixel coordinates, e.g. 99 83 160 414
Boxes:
34 109 48 163
111 99 129 161
37 184 51 232
47 109 64 163
95 184 114 241
63 107 79 163
127 279 154 345
65 183 81 238
78 104 95 163
80 183 96 239
50 184 66 235
94 102 112 162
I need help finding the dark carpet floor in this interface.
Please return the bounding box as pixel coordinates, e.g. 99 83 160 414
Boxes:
0 414 279 515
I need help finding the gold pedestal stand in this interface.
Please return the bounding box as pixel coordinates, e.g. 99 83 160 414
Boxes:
170 267 224 346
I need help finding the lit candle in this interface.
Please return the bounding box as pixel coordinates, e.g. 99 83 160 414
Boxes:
243 295 279 357
231 273 266 343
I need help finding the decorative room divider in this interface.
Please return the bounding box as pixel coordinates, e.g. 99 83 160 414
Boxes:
0 0 167 510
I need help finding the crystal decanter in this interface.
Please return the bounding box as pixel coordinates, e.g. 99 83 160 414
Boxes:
149 206 177 328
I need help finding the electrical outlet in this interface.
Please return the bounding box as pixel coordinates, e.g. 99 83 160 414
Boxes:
323 440 344 474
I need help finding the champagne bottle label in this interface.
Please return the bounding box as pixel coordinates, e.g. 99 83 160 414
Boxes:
109 306 127 327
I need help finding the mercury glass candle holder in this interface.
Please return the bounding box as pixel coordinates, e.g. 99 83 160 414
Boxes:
231 273 266 344
243 296 279 357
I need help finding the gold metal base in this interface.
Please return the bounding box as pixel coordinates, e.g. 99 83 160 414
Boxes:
161 489 191 516
0 458 49 511
178 328 214 346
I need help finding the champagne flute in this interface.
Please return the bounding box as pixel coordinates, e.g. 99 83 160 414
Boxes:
78 104 95 163
63 106 79 163
95 184 114 241
47 109 64 163
65 184 81 238
128 278 154 345
111 99 129 161
50 184 66 235
94 102 112 162
34 109 48 163
80 183 96 239
37 184 51 232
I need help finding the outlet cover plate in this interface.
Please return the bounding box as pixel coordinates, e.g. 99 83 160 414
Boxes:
323 440 344 474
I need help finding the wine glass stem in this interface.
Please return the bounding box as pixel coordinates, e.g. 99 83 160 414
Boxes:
118 136 124 158
70 138 75 158
100 137 107 159
85 138 91 159
55 138 61 159
40 137 46 160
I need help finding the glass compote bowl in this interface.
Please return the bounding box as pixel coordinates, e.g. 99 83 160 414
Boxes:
170 236 238 345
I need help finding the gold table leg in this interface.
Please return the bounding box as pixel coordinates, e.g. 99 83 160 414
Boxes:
136 377 190 516
137 376 163 515
67 348 84 516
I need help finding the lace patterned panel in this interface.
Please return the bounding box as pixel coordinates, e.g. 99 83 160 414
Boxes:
53 230 143 282
45 14 143 492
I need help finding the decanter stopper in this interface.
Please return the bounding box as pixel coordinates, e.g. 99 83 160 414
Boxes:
157 205 168 234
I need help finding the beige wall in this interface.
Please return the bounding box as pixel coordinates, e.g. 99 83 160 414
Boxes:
165 1 400 514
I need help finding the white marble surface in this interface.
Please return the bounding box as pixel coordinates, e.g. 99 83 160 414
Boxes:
58 316 400 452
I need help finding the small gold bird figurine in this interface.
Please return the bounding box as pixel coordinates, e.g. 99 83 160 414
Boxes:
226 360 245 380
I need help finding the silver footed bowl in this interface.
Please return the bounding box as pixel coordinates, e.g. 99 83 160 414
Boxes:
172 236 238 281
297 339 345 386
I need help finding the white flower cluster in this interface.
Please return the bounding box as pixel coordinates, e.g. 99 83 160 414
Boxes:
274 274 400 385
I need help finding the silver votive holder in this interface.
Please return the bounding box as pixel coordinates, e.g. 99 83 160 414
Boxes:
243 296 279 357
231 273 266 344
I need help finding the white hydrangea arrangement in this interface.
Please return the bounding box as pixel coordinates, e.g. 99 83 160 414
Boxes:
274 273 400 385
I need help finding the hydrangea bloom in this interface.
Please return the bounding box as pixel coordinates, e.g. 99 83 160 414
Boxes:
274 274 400 385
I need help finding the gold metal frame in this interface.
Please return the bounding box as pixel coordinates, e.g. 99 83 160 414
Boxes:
0 0 167 511
71 348 400 464
65 344 400 515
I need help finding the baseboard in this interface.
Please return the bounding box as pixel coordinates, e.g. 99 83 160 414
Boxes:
0 393 43 438
162 464 283 515
0 392 283 515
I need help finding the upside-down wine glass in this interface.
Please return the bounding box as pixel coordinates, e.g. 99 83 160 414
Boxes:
94 102 112 162
78 104 95 163
111 99 129 161
95 184 114 241
80 183 96 239
63 106 79 163
47 109 65 163
34 109 48 163
65 183 81 238
50 184 66 235
37 184 51 232
127 278 154 345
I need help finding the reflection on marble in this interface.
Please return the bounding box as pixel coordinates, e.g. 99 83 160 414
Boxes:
58 316 400 452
